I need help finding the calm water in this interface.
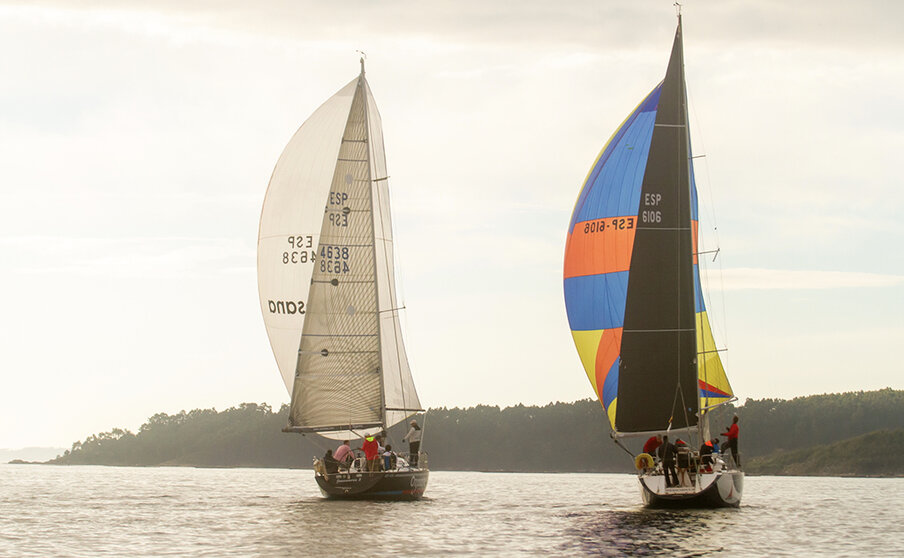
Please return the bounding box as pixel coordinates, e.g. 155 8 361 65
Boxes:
1 465 901 556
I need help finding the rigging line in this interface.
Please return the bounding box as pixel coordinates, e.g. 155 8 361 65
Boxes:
367 85 413 423
687 71 730 355
302 432 332 455
418 411 428 457
612 436 635 459
677 381 696 448
379 306 406 314
678 29 705 438
669 384 681 433
371 107 408 424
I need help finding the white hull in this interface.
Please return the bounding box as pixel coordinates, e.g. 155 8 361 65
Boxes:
639 467 743 508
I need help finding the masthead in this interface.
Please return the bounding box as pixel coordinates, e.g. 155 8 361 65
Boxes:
356 50 367 76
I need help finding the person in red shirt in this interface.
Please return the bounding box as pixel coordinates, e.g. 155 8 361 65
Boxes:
361 435 379 472
722 415 740 467
643 435 662 457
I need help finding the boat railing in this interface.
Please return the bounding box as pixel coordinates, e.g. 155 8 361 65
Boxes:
640 450 737 480
314 451 427 477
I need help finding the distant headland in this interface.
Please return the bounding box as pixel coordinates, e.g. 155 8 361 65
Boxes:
17 389 904 477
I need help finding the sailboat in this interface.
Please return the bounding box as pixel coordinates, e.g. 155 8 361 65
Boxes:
563 15 743 508
257 59 428 500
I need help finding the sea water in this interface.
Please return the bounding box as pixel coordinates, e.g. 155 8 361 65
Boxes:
0 465 900 556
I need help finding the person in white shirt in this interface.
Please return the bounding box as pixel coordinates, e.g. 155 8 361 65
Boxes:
402 420 422 467
376 434 386 471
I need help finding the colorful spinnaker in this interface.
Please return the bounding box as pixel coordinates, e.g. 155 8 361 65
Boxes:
563 16 734 437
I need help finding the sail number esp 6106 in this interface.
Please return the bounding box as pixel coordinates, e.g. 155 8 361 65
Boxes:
584 217 635 234
641 193 663 224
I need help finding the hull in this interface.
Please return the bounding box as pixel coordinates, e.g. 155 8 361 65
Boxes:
315 469 429 500
640 469 743 509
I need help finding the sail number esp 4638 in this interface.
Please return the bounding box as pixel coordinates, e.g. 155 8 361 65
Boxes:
283 235 315 265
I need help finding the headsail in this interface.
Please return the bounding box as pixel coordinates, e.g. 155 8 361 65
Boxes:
258 66 422 440
258 79 357 394
564 17 731 436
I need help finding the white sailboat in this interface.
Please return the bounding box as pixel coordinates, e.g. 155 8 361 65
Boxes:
257 59 428 499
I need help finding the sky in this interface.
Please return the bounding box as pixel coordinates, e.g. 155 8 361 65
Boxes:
1 0 902 449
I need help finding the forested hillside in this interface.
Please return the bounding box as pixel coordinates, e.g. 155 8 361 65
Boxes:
44 389 904 476
736 388 904 457
746 429 904 476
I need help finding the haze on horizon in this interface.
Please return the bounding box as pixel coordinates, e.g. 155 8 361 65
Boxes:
2 0 902 449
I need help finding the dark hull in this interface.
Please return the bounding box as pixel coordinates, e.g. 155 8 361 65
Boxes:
640 470 743 509
315 469 429 500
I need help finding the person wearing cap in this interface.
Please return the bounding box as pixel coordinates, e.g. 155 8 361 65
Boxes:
360 434 380 472
402 419 423 467
700 439 714 470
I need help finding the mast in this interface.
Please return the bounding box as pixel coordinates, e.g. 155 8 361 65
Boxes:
676 13 707 444
360 58 389 431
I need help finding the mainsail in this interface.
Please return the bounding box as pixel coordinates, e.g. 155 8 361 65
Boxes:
563 17 732 437
258 63 422 439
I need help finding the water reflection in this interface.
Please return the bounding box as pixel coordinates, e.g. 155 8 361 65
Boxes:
270 496 437 551
562 509 727 556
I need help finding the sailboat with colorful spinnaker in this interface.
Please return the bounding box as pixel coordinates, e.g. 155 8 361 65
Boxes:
563 15 743 508
257 60 428 500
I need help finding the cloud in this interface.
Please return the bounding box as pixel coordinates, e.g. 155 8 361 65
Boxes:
11 1 904 51
1 236 254 278
707 267 904 290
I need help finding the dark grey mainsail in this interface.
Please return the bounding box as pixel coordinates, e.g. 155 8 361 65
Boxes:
616 17 698 434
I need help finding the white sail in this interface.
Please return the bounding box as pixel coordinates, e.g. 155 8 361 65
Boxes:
258 78 358 393
364 81 423 430
258 68 421 440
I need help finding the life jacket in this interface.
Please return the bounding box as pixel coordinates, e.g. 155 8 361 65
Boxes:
362 436 379 459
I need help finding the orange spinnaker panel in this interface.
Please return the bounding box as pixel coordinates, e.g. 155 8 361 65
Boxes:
564 218 637 279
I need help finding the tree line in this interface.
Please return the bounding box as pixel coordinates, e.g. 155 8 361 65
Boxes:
46 389 904 476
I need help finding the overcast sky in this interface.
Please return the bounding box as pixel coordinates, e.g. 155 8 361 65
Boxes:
2 1 902 449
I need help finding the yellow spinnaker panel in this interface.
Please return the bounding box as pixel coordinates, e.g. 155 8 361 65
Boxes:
696 310 733 409
571 329 604 395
